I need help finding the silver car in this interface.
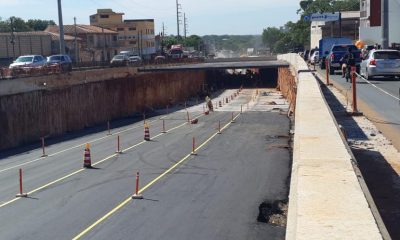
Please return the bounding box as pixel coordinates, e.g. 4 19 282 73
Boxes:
360 49 400 79
9 55 47 70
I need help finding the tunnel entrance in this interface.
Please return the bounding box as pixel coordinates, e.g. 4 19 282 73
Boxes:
205 67 278 91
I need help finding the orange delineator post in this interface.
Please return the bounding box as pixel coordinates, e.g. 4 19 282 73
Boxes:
218 121 221 134
191 137 197 155
351 66 358 113
231 112 235 123
41 137 47 157
325 58 330 85
116 135 121 153
162 119 166 133
132 172 143 199
16 168 28 197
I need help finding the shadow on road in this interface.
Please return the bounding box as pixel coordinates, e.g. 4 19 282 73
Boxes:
352 148 400 239
318 74 400 239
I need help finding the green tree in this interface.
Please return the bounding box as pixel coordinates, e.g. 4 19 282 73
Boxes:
262 27 283 49
27 19 56 31
183 35 203 50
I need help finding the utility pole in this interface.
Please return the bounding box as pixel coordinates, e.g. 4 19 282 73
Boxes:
57 0 65 54
338 11 342 38
161 22 165 54
176 0 182 38
10 17 16 60
381 0 389 48
184 13 188 39
74 17 79 63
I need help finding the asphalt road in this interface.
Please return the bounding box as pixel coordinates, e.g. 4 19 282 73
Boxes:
0 89 291 240
316 67 400 150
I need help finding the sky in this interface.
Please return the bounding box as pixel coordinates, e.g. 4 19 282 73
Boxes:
0 0 300 35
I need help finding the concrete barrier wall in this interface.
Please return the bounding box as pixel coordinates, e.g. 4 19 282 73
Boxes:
278 54 384 240
0 70 205 150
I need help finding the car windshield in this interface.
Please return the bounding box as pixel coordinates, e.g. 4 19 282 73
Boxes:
15 56 33 63
374 51 400 59
49 56 62 61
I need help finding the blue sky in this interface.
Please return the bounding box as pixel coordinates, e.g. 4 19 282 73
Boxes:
0 0 300 35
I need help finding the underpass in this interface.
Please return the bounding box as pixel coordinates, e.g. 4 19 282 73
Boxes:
0 87 292 240
0 56 390 239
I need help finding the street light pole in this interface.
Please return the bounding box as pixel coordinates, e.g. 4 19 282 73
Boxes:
57 0 65 54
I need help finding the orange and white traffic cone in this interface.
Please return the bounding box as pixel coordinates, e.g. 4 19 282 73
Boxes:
219 101 222 107
83 143 92 168
144 123 150 141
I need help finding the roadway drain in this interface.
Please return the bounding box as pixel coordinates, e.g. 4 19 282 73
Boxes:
257 200 288 226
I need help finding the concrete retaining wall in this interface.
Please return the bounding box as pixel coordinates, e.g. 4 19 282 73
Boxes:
278 54 385 240
0 70 205 150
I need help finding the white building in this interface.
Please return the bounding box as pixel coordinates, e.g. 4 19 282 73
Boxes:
310 11 360 50
360 0 400 46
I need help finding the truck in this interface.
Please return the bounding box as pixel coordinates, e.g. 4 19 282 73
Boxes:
318 37 352 69
327 44 362 75
169 44 184 59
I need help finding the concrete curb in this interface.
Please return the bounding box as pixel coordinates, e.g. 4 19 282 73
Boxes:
279 54 385 240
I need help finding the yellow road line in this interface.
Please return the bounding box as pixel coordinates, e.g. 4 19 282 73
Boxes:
0 118 161 174
0 113 204 209
71 116 238 240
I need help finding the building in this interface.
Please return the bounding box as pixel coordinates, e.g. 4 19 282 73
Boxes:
310 11 360 49
359 0 400 46
0 32 52 60
45 24 119 62
90 9 156 59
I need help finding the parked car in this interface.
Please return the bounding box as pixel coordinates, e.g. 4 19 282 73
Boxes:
310 51 319 65
360 49 400 79
327 44 361 75
47 54 72 72
110 54 129 67
128 55 142 65
9 55 47 70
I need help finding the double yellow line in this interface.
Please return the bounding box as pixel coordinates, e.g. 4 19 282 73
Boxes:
72 113 241 240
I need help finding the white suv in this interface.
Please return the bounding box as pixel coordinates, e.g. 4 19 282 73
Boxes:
9 55 47 69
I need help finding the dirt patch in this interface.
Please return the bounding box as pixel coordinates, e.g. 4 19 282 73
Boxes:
257 200 288 227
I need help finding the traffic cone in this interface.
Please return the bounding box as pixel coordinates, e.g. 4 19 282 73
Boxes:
219 101 222 107
144 123 150 141
226 97 228 103
83 143 92 168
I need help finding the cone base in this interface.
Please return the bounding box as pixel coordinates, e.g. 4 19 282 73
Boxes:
16 193 28 198
132 194 143 199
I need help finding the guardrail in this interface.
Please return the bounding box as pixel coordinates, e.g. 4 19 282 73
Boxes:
0 58 204 80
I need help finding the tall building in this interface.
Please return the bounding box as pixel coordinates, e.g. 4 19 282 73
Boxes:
90 9 156 59
360 0 400 46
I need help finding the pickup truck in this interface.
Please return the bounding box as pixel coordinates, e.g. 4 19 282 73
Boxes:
327 44 361 75
318 37 352 69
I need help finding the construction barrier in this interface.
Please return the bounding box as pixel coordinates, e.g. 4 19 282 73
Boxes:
83 143 92 168
144 123 150 141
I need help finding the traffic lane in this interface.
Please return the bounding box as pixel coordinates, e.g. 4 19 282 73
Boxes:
317 68 400 149
0 114 197 205
0 111 233 239
82 112 290 240
0 112 190 174
0 111 187 171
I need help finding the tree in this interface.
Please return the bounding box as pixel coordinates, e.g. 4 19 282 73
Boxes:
0 16 57 32
27 19 56 31
262 27 283 49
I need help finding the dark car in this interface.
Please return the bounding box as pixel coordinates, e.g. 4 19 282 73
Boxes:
47 54 73 72
303 50 310 61
327 44 361 75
